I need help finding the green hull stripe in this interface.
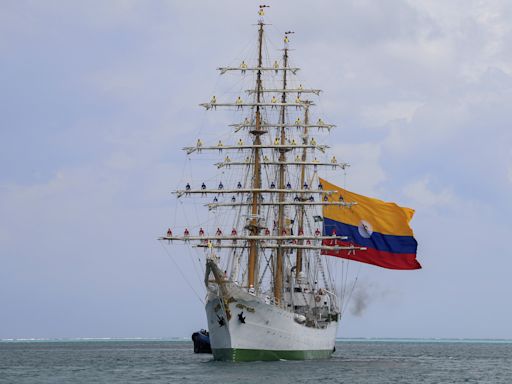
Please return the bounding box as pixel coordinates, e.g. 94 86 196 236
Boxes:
213 348 333 362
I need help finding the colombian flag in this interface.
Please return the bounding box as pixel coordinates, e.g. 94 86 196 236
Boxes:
321 179 421 270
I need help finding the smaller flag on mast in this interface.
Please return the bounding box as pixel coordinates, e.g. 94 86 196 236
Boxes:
320 178 421 270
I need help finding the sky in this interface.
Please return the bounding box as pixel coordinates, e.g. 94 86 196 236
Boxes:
1 0 511 340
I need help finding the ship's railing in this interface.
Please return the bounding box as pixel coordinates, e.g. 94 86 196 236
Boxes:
245 88 321 95
159 235 349 242
174 188 336 198
207 201 356 210
199 101 312 110
232 123 335 133
183 144 329 155
229 123 335 129
217 66 300 75
214 160 349 169
195 244 367 252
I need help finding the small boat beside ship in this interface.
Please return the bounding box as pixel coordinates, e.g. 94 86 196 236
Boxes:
191 329 212 354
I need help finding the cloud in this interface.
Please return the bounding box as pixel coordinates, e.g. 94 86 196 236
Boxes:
2 0 512 339
508 149 512 185
403 177 453 208
330 142 386 195
361 101 424 127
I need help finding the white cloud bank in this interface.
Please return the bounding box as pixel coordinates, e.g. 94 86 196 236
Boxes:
1 0 512 339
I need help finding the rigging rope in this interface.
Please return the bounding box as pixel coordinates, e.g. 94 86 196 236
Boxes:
158 242 205 305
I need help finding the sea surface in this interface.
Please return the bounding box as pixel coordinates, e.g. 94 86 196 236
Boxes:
1 339 511 383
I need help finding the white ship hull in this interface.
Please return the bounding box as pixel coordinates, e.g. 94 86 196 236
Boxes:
205 284 338 361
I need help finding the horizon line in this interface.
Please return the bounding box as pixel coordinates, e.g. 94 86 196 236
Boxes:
2 337 512 343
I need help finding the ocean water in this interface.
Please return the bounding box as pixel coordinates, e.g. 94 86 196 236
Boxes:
1 339 511 383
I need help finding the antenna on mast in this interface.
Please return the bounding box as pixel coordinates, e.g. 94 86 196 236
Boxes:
258 4 270 19
284 30 294 44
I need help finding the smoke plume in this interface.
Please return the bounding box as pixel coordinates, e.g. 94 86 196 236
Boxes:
350 284 372 317
349 281 398 317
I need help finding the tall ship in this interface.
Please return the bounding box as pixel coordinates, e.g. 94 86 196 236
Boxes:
161 6 421 362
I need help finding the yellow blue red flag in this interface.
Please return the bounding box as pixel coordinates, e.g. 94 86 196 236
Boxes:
320 178 421 270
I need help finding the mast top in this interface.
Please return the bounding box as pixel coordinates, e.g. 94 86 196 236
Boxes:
284 30 294 45
258 5 270 20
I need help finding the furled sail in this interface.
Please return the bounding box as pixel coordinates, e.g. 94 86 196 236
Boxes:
320 178 421 270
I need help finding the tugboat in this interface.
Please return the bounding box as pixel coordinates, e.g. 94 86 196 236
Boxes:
191 329 212 354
